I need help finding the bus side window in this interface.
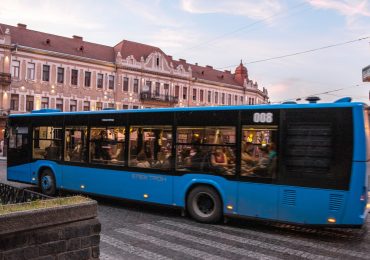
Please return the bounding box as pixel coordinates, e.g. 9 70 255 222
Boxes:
65 126 87 163
32 126 62 161
240 126 278 178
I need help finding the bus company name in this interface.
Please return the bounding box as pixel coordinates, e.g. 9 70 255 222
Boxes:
132 173 167 182
102 118 115 122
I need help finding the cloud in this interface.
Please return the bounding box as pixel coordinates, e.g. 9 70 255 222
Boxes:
181 0 283 21
0 0 103 30
307 0 370 17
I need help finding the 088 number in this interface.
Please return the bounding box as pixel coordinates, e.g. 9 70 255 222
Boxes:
253 112 273 123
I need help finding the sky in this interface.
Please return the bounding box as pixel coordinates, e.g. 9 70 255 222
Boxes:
1 0 369 104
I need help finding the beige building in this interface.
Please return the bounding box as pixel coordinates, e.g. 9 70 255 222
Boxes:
0 22 269 140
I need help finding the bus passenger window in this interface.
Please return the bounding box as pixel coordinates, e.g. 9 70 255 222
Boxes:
65 127 87 163
241 126 278 178
129 126 172 170
32 126 62 161
89 127 126 165
176 126 236 176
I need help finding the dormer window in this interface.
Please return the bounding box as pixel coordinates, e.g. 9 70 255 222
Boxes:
79 46 84 52
46 39 51 45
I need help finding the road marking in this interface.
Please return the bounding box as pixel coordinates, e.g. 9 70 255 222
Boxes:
211 222 369 259
136 223 282 260
160 220 331 260
115 228 228 260
100 234 170 260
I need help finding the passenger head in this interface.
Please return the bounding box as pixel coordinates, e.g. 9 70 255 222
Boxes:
137 150 147 161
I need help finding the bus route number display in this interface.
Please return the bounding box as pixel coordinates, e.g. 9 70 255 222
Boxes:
253 112 273 123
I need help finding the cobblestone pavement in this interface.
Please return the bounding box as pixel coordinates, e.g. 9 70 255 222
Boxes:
2 162 370 259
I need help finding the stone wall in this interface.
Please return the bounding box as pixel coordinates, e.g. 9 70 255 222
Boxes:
0 197 100 260
0 218 100 260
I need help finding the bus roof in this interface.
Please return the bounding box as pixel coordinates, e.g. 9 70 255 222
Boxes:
9 101 368 118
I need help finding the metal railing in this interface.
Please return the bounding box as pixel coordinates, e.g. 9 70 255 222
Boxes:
140 92 178 104
0 183 51 205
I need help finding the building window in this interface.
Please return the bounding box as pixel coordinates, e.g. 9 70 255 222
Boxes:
144 80 152 93
97 73 103 89
27 62 35 80
108 103 114 109
12 60 20 79
70 99 77 111
221 93 225 105
183 87 187 100
57 67 64 84
235 95 238 105
83 101 90 111
123 104 129 109
108 75 115 90
155 82 160 96
42 65 50 82
123 77 129 92
228 94 232 105
71 69 78 86
192 88 197 101
240 96 244 104
96 102 103 111
207 91 211 103
133 105 139 109
156 57 160 66
84 71 91 87
26 95 34 112
133 79 139 93
10 94 19 111
215 92 219 104
175 85 179 98
164 84 169 99
56 98 63 111
41 97 49 109
200 90 204 102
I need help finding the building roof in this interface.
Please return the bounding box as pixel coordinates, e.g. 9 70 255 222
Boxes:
0 22 256 88
0 23 115 62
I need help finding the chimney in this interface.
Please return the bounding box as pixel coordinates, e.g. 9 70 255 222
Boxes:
167 55 172 60
224 70 230 74
195 62 198 66
17 23 27 29
73 35 83 41
179 58 186 63
206 65 213 69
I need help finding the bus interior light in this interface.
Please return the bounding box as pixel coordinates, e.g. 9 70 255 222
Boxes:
226 205 233 210
143 194 149 198
327 218 336 224
80 185 85 189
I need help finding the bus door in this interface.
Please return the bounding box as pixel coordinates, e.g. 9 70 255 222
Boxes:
7 125 31 182
237 112 280 220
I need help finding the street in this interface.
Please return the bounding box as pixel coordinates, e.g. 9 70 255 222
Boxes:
1 161 370 260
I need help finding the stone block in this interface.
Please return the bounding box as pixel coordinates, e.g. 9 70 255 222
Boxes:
36 229 63 244
57 248 91 260
0 233 28 251
66 237 81 251
39 241 66 256
91 246 100 258
23 246 39 259
3 248 25 260
64 223 91 239
90 221 101 234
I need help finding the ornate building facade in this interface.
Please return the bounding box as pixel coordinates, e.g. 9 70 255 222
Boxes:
0 23 269 141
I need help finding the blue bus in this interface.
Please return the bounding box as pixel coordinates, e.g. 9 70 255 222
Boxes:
7 99 370 227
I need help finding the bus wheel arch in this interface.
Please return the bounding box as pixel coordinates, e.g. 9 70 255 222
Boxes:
185 184 223 223
38 167 57 196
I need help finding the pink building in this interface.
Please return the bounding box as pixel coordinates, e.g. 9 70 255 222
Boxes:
0 22 269 140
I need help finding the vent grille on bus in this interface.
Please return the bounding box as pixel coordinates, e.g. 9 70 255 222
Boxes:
282 190 296 206
329 194 344 211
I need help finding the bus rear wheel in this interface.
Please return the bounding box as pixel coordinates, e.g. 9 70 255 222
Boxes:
40 169 56 196
187 186 222 223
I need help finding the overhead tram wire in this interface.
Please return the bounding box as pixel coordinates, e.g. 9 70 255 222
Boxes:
272 83 366 104
217 36 370 70
173 1 309 57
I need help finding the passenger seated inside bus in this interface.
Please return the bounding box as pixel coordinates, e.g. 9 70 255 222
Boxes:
136 150 151 168
44 141 61 160
241 144 277 177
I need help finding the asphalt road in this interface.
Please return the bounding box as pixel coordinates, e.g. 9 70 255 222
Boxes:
1 161 370 259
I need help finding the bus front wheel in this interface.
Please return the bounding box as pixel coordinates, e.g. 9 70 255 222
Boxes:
187 186 222 223
40 169 56 196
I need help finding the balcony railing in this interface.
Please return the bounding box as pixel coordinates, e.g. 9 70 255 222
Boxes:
0 72 11 86
140 92 178 104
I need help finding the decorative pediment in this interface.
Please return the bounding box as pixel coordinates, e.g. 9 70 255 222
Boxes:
144 51 171 73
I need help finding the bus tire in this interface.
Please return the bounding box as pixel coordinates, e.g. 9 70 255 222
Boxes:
40 169 56 196
187 186 222 223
